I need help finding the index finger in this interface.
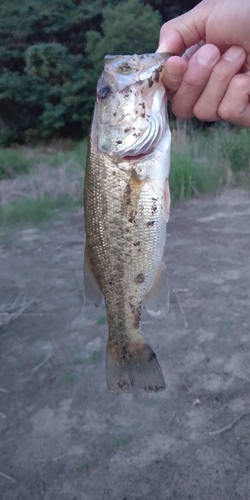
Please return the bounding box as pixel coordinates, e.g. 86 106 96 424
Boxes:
157 9 206 55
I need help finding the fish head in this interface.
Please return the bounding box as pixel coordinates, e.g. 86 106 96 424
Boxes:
92 53 171 159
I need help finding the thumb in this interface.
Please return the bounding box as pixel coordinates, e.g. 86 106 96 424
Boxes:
157 6 206 55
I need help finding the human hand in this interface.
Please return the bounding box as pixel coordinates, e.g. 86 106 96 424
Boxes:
158 0 250 127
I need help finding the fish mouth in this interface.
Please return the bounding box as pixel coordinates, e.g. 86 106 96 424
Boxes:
122 149 155 161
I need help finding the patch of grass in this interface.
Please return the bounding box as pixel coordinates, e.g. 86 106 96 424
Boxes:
170 123 233 202
113 436 130 448
89 351 102 364
0 196 77 225
77 460 93 473
60 371 75 384
0 149 31 179
96 315 107 325
70 355 84 365
170 152 221 202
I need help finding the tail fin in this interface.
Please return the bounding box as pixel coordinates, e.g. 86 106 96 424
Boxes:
106 339 165 392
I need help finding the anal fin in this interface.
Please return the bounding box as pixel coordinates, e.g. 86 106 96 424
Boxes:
145 262 169 317
83 250 102 307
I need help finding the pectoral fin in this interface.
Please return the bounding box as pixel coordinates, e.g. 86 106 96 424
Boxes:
83 250 102 307
145 262 169 317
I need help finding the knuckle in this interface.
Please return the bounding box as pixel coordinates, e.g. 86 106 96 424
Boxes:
229 74 248 93
217 102 235 122
193 104 214 121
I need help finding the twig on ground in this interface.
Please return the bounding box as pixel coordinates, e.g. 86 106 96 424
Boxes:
52 452 70 461
32 355 52 373
0 294 34 329
210 411 250 436
0 471 16 483
173 288 188 329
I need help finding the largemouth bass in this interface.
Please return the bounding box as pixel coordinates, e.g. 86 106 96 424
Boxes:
84 53 172 392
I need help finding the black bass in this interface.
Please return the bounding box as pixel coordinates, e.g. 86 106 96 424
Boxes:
84 53 171 392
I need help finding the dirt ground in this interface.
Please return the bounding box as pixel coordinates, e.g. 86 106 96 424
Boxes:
1 189 250 500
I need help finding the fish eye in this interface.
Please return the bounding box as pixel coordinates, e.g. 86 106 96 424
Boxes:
97 86 111 100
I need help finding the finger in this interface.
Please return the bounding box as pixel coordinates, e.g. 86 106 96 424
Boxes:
182 41 205 62
157 6 207 55
162 56 187 97
193 46 246 121
218 71 250 127
171 44 221 119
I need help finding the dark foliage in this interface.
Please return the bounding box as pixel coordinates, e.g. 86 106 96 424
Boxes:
0 0 200 144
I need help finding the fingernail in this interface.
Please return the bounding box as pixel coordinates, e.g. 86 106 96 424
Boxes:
196 45 220 66
223 46 244 62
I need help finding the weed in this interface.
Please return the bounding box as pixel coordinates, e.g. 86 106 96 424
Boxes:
96 315 107 325
71 355 84 365
89 351 102 363
113 436 130 448
60 371 75 383
77 460 93 473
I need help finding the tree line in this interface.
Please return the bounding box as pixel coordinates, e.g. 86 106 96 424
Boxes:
0 0 199 144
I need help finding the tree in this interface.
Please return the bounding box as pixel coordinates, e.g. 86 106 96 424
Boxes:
0 0 200 144
86 0 162 80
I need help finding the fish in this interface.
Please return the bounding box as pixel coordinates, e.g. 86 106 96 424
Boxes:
84 52 172 392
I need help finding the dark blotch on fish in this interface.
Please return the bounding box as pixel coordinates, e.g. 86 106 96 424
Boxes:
124 184 132 205
148 350 157 362
148 76 154 88
135 273 145 284
154 67 162 83
128 210 137 223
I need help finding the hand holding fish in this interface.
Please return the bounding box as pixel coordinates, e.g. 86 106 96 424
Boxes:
158 0 250 127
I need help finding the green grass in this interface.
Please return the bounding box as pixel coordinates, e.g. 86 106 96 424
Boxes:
89 351 102 364
0 149 31 179
60 371 75 384
77 460 93 473
170 151 223 202
70 355 84 365
0 196 78 225
113 436 130 448
169 123 240 202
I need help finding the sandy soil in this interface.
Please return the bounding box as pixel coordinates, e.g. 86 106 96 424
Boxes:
1 189 250 500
